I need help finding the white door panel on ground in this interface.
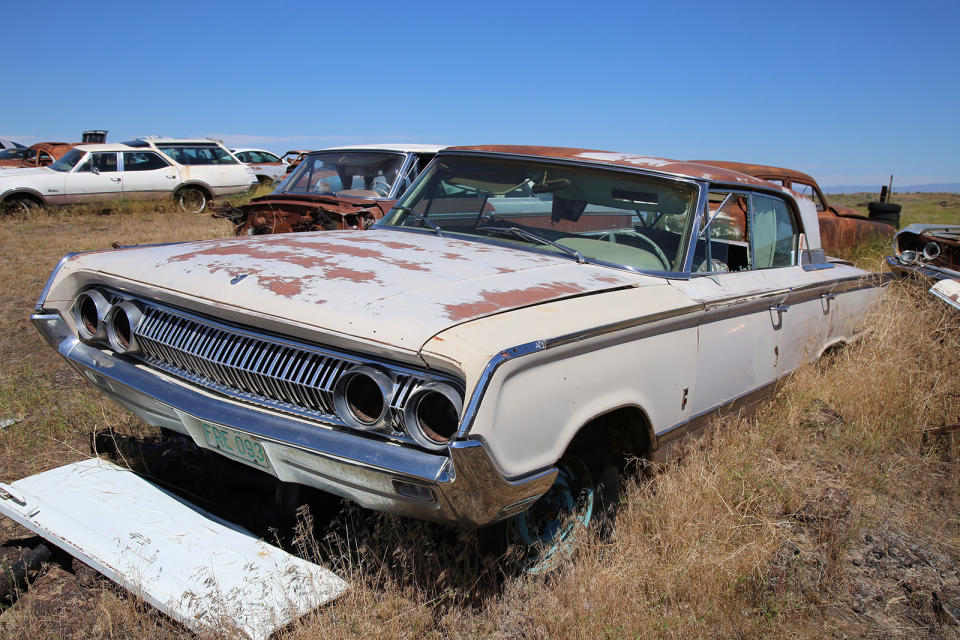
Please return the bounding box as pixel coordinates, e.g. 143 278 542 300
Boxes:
0 458 347 640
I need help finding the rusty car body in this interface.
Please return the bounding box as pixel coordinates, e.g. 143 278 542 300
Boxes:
0 146 30 168
216 144 444 235
31 145 885 570
693 161 895 255
18 142 81 168
280 149 312 173
886 224 960 310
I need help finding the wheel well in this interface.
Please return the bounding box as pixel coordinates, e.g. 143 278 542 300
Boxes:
3 191 44 207
175 183 212 199
819 339 847 360
570 406 653 467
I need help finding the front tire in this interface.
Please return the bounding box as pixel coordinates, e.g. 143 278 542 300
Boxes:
1 195 40 216
177 187 208 213
504 442 620 574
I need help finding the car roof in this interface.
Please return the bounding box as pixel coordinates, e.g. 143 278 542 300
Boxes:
318 144 447 154
231 148 280 155
691 160 818 186
442 145 775 187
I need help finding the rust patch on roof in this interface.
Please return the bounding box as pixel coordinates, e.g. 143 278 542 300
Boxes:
442 281 589 321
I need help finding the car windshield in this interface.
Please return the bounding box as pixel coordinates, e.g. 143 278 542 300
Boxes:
276 151 406 198
50 149 86 172
0 148 27 160
380 156 700 272
156 144 238 165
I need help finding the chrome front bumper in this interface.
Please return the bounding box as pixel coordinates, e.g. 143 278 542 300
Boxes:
32 313 556 528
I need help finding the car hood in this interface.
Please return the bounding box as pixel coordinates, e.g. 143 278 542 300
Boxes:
0 166 55 179
62 229 652 352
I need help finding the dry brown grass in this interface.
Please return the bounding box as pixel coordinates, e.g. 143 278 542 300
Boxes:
1 201 959 639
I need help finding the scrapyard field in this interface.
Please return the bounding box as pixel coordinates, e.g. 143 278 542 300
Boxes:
1 196 959 639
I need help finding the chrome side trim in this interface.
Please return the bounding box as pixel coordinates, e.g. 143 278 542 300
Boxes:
455 270 887 440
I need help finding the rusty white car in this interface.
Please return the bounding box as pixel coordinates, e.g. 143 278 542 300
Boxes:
28 145 884 570
0 138 255 214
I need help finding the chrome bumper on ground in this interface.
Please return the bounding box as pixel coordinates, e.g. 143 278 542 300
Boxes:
32 313 556 528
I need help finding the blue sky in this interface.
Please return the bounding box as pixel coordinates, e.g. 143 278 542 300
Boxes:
4 0 958 186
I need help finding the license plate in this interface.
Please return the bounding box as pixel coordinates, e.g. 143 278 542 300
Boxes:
200 422 270 469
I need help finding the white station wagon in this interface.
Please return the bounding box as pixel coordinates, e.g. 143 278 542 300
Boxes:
0 138 256 214
30 145 884 569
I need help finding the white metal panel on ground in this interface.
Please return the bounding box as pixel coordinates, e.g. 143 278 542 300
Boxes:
0 458 347 640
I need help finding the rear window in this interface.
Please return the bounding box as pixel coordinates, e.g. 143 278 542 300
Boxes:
156 145 237 166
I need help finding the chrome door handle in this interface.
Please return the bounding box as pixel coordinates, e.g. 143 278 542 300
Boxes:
110 177 121 182
821 292 837 301
166 175 176 179
768 303 790 313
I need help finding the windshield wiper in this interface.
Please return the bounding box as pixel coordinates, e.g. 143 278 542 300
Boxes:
475 225 586 264
393 205 443 236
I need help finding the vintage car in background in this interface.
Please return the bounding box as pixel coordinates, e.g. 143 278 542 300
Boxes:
215 144 444 234
17 142 82 169
280 149 312 174
0 146 30 168
693 160 895 255
0 138 25 150
0 138 255 214
232 148 288 185
30 145 885 570
886 224 960 310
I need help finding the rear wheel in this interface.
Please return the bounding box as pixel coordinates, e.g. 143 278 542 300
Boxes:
504 441 620 574
177 187 208 213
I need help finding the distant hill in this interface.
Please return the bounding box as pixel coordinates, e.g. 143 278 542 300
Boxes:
823 182 960 194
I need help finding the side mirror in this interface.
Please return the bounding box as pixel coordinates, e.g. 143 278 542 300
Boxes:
92 166 100 175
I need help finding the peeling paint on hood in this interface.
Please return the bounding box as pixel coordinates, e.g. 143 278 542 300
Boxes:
64 229 652 351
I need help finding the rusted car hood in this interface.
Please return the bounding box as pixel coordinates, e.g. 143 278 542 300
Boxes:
62 230 651 352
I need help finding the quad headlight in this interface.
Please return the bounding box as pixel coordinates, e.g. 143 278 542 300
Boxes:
403 382 463 450
73 289 112 342
106 300 144 354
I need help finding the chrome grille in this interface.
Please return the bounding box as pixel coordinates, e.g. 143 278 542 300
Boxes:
125 298 434 436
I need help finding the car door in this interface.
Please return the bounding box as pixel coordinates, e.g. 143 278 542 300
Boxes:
121 151 179 201
748 192 833 370
63 152 123 203
669 189 788 420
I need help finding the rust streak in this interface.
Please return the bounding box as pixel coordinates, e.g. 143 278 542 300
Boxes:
442 281 588 321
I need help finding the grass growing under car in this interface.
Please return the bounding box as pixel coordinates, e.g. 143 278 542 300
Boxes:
0 195 958 639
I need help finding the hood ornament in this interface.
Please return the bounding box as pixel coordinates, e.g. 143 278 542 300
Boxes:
230 274 249 285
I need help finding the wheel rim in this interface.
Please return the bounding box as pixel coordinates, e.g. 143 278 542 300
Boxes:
506 455 594 574
178 189 206 213
3 199 31 216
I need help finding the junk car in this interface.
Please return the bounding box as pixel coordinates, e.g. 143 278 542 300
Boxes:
232 148 288 185
693 161 895 255
215 144 443 235
0 138 255 215
32 145 885 569
886 224 960 310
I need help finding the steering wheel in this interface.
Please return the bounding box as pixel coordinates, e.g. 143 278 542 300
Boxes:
370 180 391 197
600 230 671 270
